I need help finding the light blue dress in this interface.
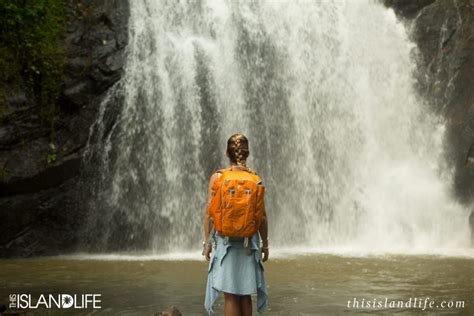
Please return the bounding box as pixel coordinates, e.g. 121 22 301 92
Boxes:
204 231 268 314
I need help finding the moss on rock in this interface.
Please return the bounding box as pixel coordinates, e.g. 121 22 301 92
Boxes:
0 0 67 139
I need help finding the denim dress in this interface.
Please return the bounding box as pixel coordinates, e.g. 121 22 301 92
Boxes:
204 231 268 314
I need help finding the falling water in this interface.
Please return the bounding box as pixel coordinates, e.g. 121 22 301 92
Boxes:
82 0 471 254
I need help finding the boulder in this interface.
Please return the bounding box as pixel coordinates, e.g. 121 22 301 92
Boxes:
154 306 183 316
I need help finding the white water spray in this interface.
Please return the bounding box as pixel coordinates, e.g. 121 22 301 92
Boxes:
83 0 471 254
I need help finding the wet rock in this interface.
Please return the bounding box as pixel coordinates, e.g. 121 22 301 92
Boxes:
383 0 436 19
470 211 474 246
154 306 182 316
384 0 474 203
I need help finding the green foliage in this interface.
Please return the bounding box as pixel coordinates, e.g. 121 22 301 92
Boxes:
0 0 67 138
47 153 56 164
0 166 8 179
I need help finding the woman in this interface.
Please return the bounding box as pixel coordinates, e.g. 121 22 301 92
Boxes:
203 133 269 315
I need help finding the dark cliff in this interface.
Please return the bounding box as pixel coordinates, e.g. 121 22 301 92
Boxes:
0 0 129 258
384 0 474 203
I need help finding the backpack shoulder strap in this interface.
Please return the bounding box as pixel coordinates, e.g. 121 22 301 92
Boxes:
254 174 263 184
246 169 262 184
216 167 232 176
213 167 230 175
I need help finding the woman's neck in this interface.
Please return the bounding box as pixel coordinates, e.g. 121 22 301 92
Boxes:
230 162 245 169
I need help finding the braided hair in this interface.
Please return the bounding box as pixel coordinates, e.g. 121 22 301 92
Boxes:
226 133 255 174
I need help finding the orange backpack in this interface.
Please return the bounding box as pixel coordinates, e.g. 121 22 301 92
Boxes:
208 167 265 238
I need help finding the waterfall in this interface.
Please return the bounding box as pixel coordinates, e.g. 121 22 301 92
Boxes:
82 0 471 254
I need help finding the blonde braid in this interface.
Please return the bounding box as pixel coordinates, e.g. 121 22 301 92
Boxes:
235 137 246 167
226 134 257 174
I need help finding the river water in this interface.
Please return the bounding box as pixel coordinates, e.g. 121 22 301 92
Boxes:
1 252 473 315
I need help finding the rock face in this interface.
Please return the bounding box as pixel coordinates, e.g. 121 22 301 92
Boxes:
0 0 129 258
154 306 183 316
384 0 474 203
470 211 474 245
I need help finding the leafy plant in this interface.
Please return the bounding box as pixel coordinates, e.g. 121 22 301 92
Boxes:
47 153 56 164
0 166 8 179
0 0 67 140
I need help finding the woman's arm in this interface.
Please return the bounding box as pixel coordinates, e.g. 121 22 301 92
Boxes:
259 205 269 262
